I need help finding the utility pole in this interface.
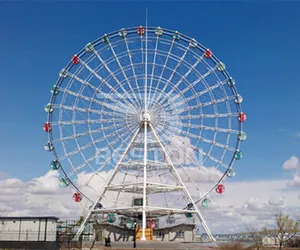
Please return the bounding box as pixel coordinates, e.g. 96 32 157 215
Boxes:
133 221 137 248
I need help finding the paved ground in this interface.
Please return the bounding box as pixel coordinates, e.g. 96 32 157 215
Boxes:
81 241 218 249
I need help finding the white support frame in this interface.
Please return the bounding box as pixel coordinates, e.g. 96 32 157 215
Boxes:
149 123 215 241
74 120 215 242
141 120 148 241
74 125 142 240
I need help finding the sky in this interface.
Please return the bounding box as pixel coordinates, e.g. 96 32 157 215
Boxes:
0 1 300 233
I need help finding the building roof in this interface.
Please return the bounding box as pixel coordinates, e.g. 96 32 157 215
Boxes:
155 223 196 230
0 216 60 220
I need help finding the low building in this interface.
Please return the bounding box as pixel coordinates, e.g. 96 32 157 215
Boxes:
154 223 196 242
262 236 278 245
0 216 59 249
93 222 196 242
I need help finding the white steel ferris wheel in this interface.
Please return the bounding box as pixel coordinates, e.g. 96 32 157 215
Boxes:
43 26 246 241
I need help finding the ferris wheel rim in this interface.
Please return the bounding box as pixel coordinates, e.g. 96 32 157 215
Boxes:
45 25 245 206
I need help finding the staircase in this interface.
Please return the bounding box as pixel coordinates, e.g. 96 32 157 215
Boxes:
136 228 153 241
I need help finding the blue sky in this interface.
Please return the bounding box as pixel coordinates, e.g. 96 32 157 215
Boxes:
0 1 300 182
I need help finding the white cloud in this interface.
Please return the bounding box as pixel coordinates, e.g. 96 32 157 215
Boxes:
199 178 300 232
0 169 299 234
0 170 80 219
283 156 300 170
28 170 61 194
268 196 284 206
287 173 300 187
282 156 300 187
0 154 300 234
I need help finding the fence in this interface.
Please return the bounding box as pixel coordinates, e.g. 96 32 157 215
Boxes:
0 231 82 249
57 233 82 249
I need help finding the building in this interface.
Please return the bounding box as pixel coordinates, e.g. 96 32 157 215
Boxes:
154 223 196 242
0 216 59 249
262 236 278 245
93 222 196 242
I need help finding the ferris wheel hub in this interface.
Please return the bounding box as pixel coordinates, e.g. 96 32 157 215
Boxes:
140 111 152 123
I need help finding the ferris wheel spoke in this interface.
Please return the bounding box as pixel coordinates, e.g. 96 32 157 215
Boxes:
153 48 204 110
52 117 123 126
66 123 139 179
165 66 217 111
186 96 234 111
149 39 176 109
147 36 160 110
149 42 191 110
179 122 239 134
160 123 236 152
84 124 141 186
123 36 143 106
192 146 229 169
179 113 238 120
53 123 125 143
158 65 217 111
159 127 229 169
67 71 132 113
67 130 134 181
92 49 140 110
59 87 133 115
53 104 127 117
156 131 203 189
79 60 137 112
163 79 230 114
163 92 232 115
60 126 127 160
59 124 132 161
108 42 141 109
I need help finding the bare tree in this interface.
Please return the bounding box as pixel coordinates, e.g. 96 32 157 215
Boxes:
247 223 263 250
263 213 300 250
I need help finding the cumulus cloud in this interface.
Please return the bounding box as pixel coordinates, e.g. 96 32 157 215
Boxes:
199 178 300 232
283 156 300 188
1 155 300 234
28 171 61 194
2 170 299 234
287 173 300 187
268 196 284 206
0 171 80 219
283 156 300 170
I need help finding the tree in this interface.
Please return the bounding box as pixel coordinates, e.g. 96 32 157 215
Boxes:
247 224 263 250
263 213 300 250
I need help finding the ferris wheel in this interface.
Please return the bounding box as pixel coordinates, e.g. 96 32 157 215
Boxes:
43 26 246 241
